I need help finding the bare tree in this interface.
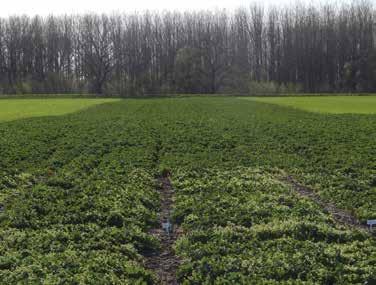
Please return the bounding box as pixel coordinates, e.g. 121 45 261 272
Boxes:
0 1 374 96
78 15 114 94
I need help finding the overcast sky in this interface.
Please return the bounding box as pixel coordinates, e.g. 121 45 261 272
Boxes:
0 0 354 16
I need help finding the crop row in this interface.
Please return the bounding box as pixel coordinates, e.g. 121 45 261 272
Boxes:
0 98 375 283
1 98 375 221
0 102 162 283
156 98 376 221
172 168 376 284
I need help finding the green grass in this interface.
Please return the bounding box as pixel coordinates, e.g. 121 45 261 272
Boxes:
0 98 120 122
244 96 376 114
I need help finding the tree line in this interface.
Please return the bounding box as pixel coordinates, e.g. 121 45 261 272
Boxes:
0 1 375 96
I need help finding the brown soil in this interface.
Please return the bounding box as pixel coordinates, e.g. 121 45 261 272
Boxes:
282 175 374 235
145 174 182 285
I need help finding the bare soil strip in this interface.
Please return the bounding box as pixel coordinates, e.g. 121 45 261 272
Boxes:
146 174 182 284
282 176 373 234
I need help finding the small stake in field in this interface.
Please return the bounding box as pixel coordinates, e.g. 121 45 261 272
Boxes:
162 220 173 237
145 175 181 284
367 220 376 231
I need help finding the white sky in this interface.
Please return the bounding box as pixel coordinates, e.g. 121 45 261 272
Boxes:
0 0 354 16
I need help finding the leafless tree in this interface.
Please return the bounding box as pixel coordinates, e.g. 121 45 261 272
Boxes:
0 1 374 96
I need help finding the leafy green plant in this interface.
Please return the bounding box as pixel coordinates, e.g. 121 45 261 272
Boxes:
0 97 375 283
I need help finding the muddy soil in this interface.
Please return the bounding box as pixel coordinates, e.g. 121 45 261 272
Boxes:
145 174 182 284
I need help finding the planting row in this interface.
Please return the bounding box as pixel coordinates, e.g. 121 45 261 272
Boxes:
1 97 376 283
1 98 375 221
171 168 376 284
0 102 163 283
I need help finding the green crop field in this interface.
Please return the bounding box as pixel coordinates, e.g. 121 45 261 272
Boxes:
246 95 376 114
0 97 375 284
0 98 120 122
